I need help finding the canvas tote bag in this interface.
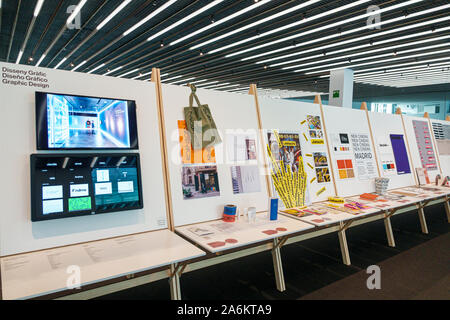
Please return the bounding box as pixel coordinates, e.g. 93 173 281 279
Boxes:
184 84 222 150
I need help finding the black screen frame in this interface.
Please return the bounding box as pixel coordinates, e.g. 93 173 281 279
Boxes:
30 153 144 222
35 91 139 150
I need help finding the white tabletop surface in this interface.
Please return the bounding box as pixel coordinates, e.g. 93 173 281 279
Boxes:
175 213 315 253
0 229 205 300
282 200 381 227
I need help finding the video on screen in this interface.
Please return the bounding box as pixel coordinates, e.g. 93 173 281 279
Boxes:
44 93 134 149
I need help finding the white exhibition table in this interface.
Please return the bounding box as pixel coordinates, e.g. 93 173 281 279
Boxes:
282 185 450 227
176 213 314 253
0 229 205 300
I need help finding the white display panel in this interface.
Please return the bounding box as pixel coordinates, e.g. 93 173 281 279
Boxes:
161 84 269 227
258 98 335 203
430 118 450 177
0 62 168 256
322 105 379 197
367 112 416 189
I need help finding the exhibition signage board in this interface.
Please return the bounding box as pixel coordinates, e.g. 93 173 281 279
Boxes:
0 62 168 256
0 230 205 300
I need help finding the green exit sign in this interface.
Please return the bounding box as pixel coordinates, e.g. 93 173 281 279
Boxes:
333 90 340 98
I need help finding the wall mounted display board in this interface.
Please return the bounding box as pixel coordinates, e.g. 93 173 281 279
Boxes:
430 119 450 176
402 115 441 180
0 230 205 300
30 153 143 222
258 98 335 205
367 112 416 189
161 85 269 227
0 62 168 256
176 213 313 253
322 105 379 197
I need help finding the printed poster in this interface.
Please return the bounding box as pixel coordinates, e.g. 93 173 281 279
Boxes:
306 115 324 145
349 133 377 180
181 165 220 200
226 132 257 162
377 136 397 176
390 134 411 175
412 120 438 171
178 120 215 164
230 165 261 194
313 152 331 183
432 122 450 156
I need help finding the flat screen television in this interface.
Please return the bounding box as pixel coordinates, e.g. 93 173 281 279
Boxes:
31 153 143 221
35 92 139 150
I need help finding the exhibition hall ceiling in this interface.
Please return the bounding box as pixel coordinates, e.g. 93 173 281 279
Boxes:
0 0 449 98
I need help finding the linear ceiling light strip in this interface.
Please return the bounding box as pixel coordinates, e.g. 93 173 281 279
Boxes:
222 0 421 57
147 0 225 42
296 48 450 73
190 0 321 50
265 25 450 67
285 39 450 71
170 0 272 46
240 3 448 61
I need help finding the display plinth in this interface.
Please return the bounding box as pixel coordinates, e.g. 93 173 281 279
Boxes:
0 230 205 300
175 213 314 253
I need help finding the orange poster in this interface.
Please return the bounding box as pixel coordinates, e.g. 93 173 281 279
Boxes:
178 120 216 164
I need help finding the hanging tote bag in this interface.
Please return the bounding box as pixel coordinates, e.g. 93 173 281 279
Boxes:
183 84 222 150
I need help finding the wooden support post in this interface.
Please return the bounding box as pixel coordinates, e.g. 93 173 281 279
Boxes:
169 264 182 300
383 211 396 247
271 238 286 292
445 196 450 223
338 221 351 266
417 203 429 234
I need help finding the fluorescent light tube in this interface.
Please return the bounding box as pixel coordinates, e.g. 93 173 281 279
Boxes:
67 0 87 25
97 0 132 30
170 0 272 46
123 0 178 36
147 0 224 42
237 2 448 60
87 63 106 74
190 0 321 50
34 0 45 17
104 66 123 76
71 60 87 71
15 50 23 64
53 57 67 69
35 54 46 67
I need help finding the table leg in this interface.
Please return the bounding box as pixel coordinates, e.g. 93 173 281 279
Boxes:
338 223 351 266
271 238 286 292
445 197 450 223
169 264 181 300
384 212 396 247
417 204 429 234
